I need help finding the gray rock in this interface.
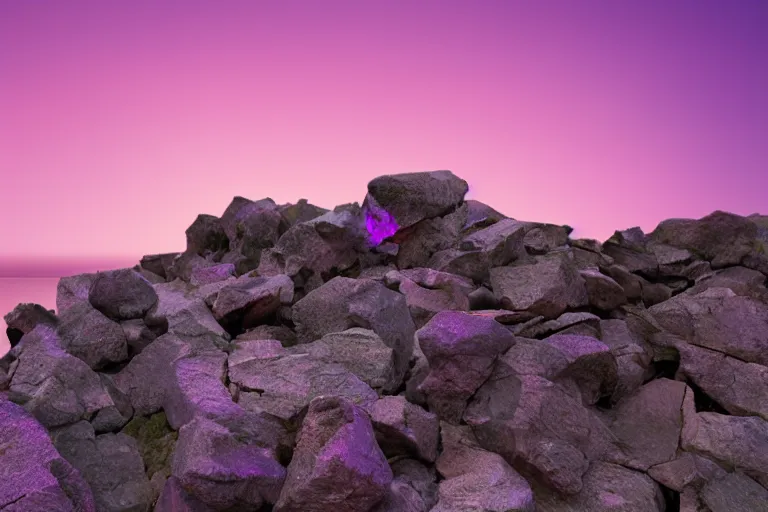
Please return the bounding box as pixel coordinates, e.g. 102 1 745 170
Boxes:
145 280 229 340
185 214 228 257
88 268 159 321
57 302 128 369
365 170 468 230
57 272 99 313
292 277 415 390
210 274 294 328
172 416 286 510
51 420 154 512
368 395 439 463
490 252 589 319
647 452 727 492
154 476 216 512
431 422 534 512
579 267 627 310
699 471 768 512
188 263 236 287
0 398 96 511
120 318 157 356
274 396 392 512
3 303 58 336
544 334 618 406
417 311 516 423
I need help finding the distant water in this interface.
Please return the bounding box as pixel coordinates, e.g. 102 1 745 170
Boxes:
0 277 60 357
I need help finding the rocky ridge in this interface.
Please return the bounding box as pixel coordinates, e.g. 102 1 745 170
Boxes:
2 169 768 512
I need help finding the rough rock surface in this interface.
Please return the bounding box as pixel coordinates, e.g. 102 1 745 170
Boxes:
2 170 767 511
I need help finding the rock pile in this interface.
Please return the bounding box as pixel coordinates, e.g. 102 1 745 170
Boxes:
2 169 768 512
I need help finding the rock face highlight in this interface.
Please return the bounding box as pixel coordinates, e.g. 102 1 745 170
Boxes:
1 169 767 512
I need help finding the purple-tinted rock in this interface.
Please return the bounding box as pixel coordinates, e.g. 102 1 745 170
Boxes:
368 395 439 463
88 268 158 321
211 274 294 328
51 420 154 512
56 302 128 369
154 476 216 512
188 263 236 287
416 311 516 423
3 303 58 336
365 170 469 230
274 396 393 512
185 214 229 257
57 272 99 313
544 334 618 406
172 416 286 510
0 398 96 511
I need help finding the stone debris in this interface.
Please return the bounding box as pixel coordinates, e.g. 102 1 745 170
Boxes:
1 169 767 511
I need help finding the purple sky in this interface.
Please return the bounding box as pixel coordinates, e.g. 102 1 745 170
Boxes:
1 0 767 273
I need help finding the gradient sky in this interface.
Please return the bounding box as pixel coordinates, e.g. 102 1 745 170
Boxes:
1 0 767 271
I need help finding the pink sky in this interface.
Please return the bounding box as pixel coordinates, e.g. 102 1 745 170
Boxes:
1 0 767 269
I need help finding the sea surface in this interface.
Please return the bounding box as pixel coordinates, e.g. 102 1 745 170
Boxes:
0 277 60 357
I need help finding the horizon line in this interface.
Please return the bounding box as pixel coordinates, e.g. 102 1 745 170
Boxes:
0 256 145 278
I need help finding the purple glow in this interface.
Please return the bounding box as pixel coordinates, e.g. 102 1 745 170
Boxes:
364 206 399 246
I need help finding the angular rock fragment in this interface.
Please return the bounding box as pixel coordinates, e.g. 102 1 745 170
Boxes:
88 268 158 321
274 396 393 512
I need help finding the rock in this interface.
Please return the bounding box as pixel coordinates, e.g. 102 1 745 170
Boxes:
56 302 128 369
384 269 472 328
490 252 589 319
676 342 768 420
51 420 154 512
698 471 768 512
144 280 229 340
57 272 99 313
431 422 534 512
210 274 294 329
416 311 516 423
463 199 506 232
530 461 665 512
7 325 116 428
120 318 157 356
278 198 329 226
649 210 758 268
289 328 398 393
395 204 468 269
606 379 687 471
154 476 216 512
88 268 158 321
121 411 177 482
292 277 416 389
274 395 393 512
368 395 439 463
598 319 653 403
365 170 468 230
649 287 768 366
188 263 236 287
229 339 379 422
139 253 178 279
516 311 601 339
647 452 727 492
185 214 229 257
235 324 297 346
167 251 218 283
579 267 627 310
0 398 96 511
3 303 58 336
543 334 618 406
172 416 287 510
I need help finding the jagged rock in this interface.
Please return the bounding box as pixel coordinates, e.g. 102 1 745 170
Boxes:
431 422 534 512
51 420 154 512
88 268 158 321
172 416 287 510
7 325 119 429
649 286 768 366
210 274 294 329
490 252 589 319
463 199 506 232
278 198 329 226
292 277 416 389
229 339 379 422
649 210 758 268
579 267 627 310
416 311 515 423
686 265 768 301
647 452 727 492
606 379 686 471
56 272 98 313
598 319 653 403
465 372 622 495
3 303 58 337
516 311 601 339
395 203 468 269
698 471 768 512
681 391 768 480
530 461 665 512
676 341 768 420
0 398 96 511
139 253 178 280
166 251 218 283
154 476 215 512
120 318 157 356
57 302 128 369
365 170 468 230
384 269 473 327
543 334 618 406
235 324 297 346
188 263 236 287
274 395 392 512
289 328 398 393
185 214 229 257
368 395 439 463
121 411 178 482
144 280 229 340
